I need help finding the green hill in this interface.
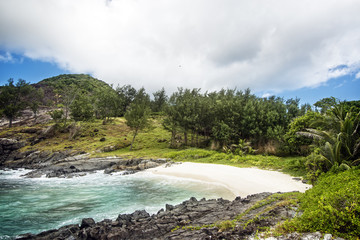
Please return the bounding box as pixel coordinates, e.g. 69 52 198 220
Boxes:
33 74 115 105
39 74 112 92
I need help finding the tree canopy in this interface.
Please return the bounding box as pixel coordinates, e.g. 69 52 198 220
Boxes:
124 88 151 150
0 79 33 127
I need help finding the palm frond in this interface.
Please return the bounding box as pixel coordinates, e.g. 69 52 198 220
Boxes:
296 131 323 140
351 158 360 166
352 141 360 157
297 128 335 143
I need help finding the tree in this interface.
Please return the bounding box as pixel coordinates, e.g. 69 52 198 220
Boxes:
56 84 78 126
124 88 151 150
286 98 301 124
299 104 360 172
0 79 32 127
28 87 44 123
166 88 201 146
49 109 64 124
70 92 94 121
211 121 231 148
285 111 324 155
163 104 181 148
94 87 121 123
151 87 168 113
116 84 137 116
314 97 337 114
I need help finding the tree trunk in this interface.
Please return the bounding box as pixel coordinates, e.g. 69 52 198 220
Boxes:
196 132 199 147
191 130 195 146
184 131 188 146
34 111 38 123
171 130 176 148
64 107 68 127
8 118 13 128
129 128 138 151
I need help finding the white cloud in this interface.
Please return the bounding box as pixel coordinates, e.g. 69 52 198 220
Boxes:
0 52 13 62
261 93 273 98
1 0 360 94
356 72 360 79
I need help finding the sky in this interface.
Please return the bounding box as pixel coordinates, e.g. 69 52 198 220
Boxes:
0 0 359 105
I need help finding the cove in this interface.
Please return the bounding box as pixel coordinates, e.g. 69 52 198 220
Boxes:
0 169 233 239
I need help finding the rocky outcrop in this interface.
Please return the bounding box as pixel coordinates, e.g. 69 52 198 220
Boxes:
0 148 77 170
22 156 169 178
18 192 339 240
0 138 169 178
17 193 268 239
0 138 26 164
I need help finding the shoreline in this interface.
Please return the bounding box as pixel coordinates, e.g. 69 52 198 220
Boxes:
5 162 313 239
147 162 311 198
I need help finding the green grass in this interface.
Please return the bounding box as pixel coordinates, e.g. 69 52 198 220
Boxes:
1 116 308 177
5 115 359 239
162 148 307 177
277 169 360 240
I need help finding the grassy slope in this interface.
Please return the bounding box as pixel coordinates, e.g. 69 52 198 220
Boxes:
5 115 358 238
1 116 307 177
40 74 114 93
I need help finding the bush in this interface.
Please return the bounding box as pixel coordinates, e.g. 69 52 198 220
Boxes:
164 148 214 160
49 109 64 124
282 169 360 239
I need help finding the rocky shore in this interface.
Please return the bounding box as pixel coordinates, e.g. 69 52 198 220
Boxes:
17 192 340 240
0 137 169 178
16 192 290 240
1 138 338 239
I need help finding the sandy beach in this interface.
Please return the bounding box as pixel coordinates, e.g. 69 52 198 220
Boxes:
147 162 311 199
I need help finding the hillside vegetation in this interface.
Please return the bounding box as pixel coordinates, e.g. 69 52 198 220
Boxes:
40 74 112 91
1 74 360 239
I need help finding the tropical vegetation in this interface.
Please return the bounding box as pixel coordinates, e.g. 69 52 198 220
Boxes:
0 74 359 239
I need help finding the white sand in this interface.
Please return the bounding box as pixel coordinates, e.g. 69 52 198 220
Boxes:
147 162 311 199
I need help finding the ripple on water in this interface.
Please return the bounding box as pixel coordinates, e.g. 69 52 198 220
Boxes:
0 169 234 238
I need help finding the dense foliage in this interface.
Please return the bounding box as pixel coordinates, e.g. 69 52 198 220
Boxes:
163 88 307 152
1 74 360 238
2 75 358 160
297 103 360 182
0 79 33 127
281 169 360 239
40 74 112 94
124 88 151 150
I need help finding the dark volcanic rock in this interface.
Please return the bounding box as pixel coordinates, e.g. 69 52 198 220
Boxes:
81 218 96 228
0 138 26 164
18 192 306 240
0 138 26 152
1 149 75 170
22 156 168 178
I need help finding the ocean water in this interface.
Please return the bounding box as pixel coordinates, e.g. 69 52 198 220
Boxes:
0 168 234 239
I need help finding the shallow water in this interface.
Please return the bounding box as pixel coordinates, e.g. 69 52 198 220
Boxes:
0 168 233 239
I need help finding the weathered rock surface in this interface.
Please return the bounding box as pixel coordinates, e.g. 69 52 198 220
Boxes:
0 148 77 170
0 137 168 178
0 138 26 164
21 156 168 178
17 192 322 240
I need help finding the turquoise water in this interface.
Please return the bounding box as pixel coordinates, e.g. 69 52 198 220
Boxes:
0 169 233 239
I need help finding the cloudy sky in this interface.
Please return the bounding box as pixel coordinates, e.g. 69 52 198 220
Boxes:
1 0 359 104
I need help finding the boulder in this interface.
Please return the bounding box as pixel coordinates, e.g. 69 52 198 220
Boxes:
0 138 26 165
138 160 161 170
80 218 96 228
0 138 25 152
18 192 311 240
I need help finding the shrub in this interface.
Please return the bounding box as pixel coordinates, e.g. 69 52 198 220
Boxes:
281 169 360 239
49 109 64 124
164 148 214 160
